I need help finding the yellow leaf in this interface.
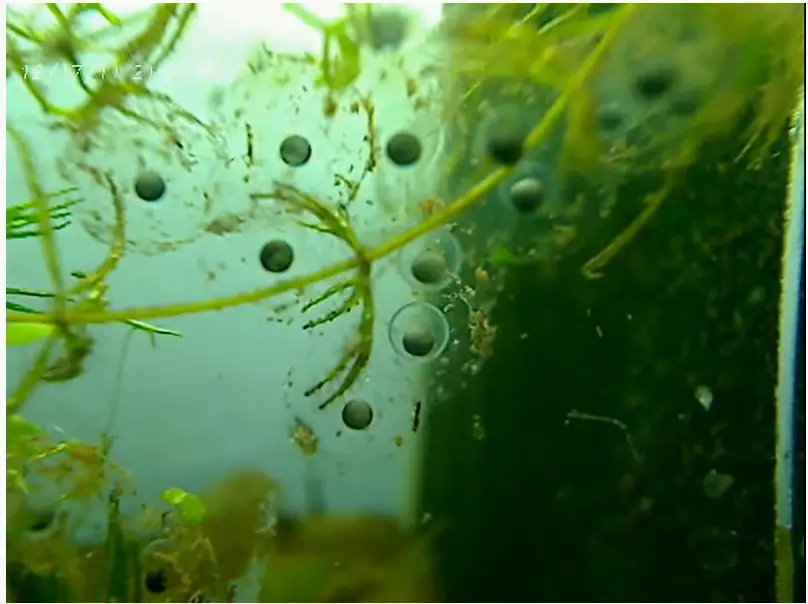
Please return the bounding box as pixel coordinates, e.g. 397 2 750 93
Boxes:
6 322 55 347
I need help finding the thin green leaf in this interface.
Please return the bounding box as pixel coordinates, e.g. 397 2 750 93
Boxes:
7 415 42 447
125 319 182 342
160 488 206 523
489 244 524 266
7 322 56 347
6 301 40 314
6 287 58 298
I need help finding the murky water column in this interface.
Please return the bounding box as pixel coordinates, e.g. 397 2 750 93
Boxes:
419 6 803 603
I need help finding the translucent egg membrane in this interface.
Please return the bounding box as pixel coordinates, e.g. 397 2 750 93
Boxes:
496 159 562 216
397 229 462 292
388 301 450 363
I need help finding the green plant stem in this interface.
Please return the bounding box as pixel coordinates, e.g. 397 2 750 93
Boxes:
5 5 638 328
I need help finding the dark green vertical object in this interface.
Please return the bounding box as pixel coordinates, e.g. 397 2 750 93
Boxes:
6 563 73 603
421 134 793 604
418 16 797 599
97 489 143 603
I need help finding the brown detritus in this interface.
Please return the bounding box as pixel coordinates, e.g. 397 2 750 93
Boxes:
205 214 245 236
291 417 319 456
198 471 278 591
469 309 497 358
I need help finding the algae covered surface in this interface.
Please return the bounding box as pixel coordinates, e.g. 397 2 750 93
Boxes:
421 57 803 604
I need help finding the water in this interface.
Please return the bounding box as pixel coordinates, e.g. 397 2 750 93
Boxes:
5 4 805 602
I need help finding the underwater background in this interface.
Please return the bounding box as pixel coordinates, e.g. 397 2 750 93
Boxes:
5 3 806 602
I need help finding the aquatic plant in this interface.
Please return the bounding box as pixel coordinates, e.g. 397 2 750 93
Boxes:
5 3 804 601
5 3 800 311
5 3 626 408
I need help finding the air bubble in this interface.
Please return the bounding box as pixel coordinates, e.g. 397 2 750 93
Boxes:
259 240 294 273
388 301 449 362
134 169 166 202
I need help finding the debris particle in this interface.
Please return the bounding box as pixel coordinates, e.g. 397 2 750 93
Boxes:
702 469 734 498
411 400 422 432
469 310 497 358
565 409 640 462
472 414 485 440
694 384 713 411
474 266 490 285
291 418 318 456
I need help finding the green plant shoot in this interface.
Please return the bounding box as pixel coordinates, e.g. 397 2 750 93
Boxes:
7 322 57 347
160 487 206 523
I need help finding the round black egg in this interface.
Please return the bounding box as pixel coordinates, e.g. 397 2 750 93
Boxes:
402 327 436 357
410 250 448 285
669 92 700 117
27 508 56 532
486 130 524 166
368 9 408 50
386 132 422 166
259 240 294 273
632 65 678 102
341 399 374 430
144 569 168 594
597 106 626 132
279 135 312 167
508 177 545 213
134 170 166 202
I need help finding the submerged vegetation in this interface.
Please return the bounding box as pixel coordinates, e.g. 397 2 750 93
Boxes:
5 2 804 602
